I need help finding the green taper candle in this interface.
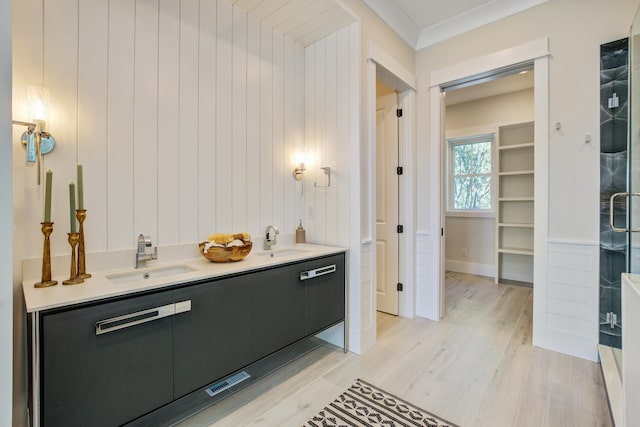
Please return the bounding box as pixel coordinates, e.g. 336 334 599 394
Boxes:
77 164 84 210
44 170 52 223
69 182 76 233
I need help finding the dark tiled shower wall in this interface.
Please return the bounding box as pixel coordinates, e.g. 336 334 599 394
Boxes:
599 38 628 348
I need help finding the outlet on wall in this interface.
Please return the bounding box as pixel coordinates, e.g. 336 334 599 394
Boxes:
461 248 468 258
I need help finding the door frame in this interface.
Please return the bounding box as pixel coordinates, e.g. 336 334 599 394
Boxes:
425 39 549 349
375 90 401 315
367 42 417 320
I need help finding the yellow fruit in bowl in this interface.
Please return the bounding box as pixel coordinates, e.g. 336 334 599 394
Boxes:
200 232 252 262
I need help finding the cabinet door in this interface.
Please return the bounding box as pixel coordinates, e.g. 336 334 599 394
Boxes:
304 254 346 334
41 290 175 427
252 264 306 360
173 276 253 398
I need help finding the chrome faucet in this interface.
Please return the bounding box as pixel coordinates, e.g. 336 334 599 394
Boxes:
136 234 158 268
264 225 280 250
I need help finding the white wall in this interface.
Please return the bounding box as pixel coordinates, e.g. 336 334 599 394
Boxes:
12 0 305 422
1 0 12 424
445 88 534 131
13 0 304 258
417 0 636 243
416 0 638 360
444 89 534 277
444 217 495 275
303 24 360 348
337 0 415 351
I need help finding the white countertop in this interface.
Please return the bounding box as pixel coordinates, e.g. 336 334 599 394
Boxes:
23 243 346 313
623 272 640 296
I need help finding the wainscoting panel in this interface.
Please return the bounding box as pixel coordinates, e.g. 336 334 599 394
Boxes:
544 241 599 361
415 233 440 320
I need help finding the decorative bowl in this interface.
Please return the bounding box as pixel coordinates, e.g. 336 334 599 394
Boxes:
198 241 253 263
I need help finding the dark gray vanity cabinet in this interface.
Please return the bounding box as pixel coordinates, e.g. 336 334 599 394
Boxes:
252 263 307 360
304 254 345 334
173 275 253 398
252 253 345 359
33 252 346 426
40 290 176 427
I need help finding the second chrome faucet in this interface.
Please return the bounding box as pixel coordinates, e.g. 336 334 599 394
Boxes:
136 234 158 268
264 225 279 250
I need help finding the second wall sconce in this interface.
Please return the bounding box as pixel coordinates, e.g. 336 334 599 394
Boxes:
13 85 56 185
293 152 306 181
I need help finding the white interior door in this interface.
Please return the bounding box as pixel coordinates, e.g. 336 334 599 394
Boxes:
376 92 399 315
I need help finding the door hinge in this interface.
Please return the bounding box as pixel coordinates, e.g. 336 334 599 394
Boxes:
397 283 403 292
396 108 403 118
397 166 403 175
441 228 444 236
397 225 404 233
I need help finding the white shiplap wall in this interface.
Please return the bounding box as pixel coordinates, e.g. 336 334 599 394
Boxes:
304 23 365 350
13 0 304 258
304 26 357 248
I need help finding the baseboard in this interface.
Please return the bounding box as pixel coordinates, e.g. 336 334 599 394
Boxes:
445 260 494 277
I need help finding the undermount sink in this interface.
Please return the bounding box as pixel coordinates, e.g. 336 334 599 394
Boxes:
254 248 309 258
106 264 198 284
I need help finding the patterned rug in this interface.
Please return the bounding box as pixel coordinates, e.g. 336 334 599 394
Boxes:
303 379 458 427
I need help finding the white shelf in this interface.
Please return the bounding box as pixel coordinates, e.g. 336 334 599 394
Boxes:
496 121 535 285
498 142 534 151
498 247 534 256
499 197 534 202
499 170 534 176
498 222 534 228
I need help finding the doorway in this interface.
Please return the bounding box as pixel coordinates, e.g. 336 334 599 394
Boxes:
423 40 549 352
366 51 417 328
376 81 400 315
442 71 535 301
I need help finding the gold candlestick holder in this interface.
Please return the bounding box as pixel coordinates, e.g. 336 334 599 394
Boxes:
63 232 84 285
76 209 91 279
34 222 58 288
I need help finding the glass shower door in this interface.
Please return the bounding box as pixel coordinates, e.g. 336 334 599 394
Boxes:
601 37 629 348
630 7 640 275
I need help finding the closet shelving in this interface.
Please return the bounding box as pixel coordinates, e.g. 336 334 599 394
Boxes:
495 121 534 286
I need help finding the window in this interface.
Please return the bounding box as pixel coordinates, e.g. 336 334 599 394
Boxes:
447 134 495 213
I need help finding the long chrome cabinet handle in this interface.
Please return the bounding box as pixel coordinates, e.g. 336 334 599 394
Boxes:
95 300 192 335
300 264 336 281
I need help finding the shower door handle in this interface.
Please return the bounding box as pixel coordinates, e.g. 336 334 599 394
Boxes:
609 192 640 232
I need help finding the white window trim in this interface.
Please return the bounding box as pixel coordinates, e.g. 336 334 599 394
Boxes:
445 132 497 217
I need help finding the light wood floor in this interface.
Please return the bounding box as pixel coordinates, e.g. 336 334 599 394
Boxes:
178 272 612 426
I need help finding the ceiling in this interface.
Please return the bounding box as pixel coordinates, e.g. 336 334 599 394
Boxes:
232 0 356 47
362 0 549 50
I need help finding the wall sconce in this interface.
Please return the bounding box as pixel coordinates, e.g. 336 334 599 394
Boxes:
293 152 306 181
13 85 56 185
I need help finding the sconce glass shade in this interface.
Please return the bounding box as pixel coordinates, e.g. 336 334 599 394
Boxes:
293 151 306 181
294 151 306 166
27 85 50 123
